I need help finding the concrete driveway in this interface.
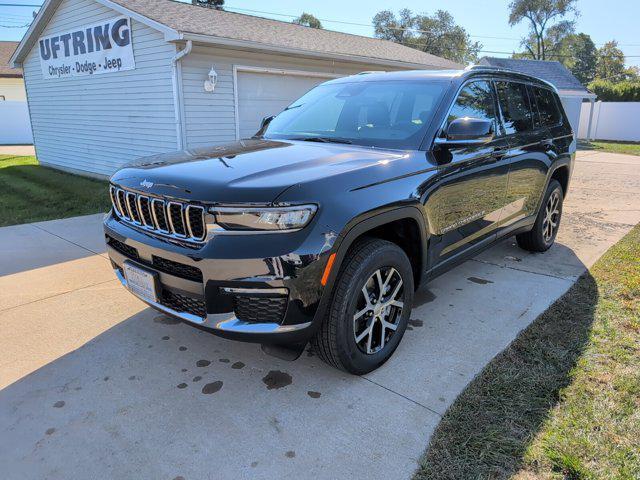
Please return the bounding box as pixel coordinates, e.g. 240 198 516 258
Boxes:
1 151 639 480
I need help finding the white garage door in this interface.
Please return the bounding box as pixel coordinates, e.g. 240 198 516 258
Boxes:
236 70 334 139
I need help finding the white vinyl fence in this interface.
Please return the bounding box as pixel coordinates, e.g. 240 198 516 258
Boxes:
578 101 640 142
0 101 33 144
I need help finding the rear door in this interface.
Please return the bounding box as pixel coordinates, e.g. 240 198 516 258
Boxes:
426 79 511 264
494 80 548 228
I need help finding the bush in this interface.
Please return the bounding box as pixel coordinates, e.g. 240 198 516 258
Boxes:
588 79 640 101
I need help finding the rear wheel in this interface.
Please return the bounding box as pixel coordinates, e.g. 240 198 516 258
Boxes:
516 179 563 252
311 238 414 374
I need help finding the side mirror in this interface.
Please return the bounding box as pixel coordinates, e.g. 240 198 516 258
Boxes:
254 115 275 137
435 117 494 147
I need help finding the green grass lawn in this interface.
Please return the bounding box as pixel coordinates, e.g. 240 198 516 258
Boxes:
0 155 111 227
579 140 640 156
415 224 640 480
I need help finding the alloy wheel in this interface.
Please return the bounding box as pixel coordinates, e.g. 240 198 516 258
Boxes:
353 267 404 355
542 190 561 243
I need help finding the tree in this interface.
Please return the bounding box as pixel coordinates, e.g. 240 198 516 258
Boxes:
191 0 224 10
293 13 322 29
508 0 577 60
595 41 626 81
555 33 597 84
372 9 481 64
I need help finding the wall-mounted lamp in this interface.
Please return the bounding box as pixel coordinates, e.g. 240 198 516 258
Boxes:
204 67 218 92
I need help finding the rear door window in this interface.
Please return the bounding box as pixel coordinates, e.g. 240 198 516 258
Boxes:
495 81 534 135
531 87 562 127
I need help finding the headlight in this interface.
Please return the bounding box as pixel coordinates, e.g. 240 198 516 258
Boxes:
211 205 317 232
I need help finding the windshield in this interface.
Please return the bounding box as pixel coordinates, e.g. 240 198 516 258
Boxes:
263 80 448 149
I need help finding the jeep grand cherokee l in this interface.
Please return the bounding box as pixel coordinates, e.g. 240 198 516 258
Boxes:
104 67 574 374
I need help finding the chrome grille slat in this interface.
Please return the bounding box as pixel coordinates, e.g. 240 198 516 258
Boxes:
126 192 141 224
167 201 187 237
109 186 206 243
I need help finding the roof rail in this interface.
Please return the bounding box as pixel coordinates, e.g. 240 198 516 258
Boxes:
356 71 387 75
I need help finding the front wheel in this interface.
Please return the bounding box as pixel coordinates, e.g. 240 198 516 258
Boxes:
311 238 414 374
516 179 563 252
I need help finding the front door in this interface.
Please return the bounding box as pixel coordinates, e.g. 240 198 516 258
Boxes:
425 79 511 264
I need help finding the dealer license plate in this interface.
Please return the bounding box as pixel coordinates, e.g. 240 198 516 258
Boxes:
123 261 158 303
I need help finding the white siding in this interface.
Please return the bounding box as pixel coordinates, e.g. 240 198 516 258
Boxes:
181 45 409 148
22 0 177 176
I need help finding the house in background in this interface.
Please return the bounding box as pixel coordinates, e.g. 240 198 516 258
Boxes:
0 40 32 145
0 41 26 101
10 0 460 177
479 57 596 139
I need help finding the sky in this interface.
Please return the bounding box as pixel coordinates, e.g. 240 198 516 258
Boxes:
1 0 639 68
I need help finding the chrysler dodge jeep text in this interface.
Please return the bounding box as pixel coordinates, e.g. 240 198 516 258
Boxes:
104 67 574 374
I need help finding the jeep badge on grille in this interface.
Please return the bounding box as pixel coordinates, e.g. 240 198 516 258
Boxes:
140 179 154 189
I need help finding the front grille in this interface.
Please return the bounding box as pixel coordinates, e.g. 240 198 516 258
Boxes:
234 295 287 323
160 289 206 318
152 255 202 282
106 235 139 259
110 185 206 242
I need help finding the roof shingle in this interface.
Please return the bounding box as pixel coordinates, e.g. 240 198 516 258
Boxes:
478 57 589 93
109 0 461 69
0 41 22 77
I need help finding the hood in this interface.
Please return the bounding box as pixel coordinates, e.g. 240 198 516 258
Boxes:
110 139 409 203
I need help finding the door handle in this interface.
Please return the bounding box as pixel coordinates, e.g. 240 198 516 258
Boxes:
491 148 507 159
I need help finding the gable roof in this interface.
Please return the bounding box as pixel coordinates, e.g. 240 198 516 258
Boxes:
0 41 22 77
11 0 461 70
479 57 592 95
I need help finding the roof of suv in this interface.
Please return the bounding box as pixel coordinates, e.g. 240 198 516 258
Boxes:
328 67 558 91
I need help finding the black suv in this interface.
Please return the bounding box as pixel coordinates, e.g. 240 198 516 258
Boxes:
104 67 573 374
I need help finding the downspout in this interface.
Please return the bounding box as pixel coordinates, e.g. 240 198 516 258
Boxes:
171 40 192 150
586 98 596 141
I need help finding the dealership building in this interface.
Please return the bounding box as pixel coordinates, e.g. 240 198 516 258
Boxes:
10 0 459 177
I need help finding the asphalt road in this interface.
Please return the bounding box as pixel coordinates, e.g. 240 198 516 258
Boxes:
1 151 639 480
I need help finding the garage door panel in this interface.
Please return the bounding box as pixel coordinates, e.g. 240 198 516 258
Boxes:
237 71 331 139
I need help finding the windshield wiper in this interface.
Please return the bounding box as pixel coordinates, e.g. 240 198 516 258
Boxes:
299 136 353 145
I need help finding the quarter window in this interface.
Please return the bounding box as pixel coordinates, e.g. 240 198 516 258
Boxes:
495 81 534 135
532 87 562 127
447 81 496 127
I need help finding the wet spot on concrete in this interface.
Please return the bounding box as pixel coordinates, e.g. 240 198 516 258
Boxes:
179 346 187 351
45 428 56 435
128 375 136 381
438 397 446 402
262 370 292 390
154 315 181 325
408 319 423 327
192 376 202 382
103 376 109 381
449 304 454 307
412 289 436 307
181 368 188 372
307 391 321 398
285 451 296 459
53 401 65 408
455 288 463 291
196 360 211 367
219 358 230 363
74 387 82 391
173 477 185 480
504 255 522 262
406 326 414 331
147 345 153 348
250 461 258 468
467 276 493 285
177 383 188 389
202 381 223 395
162 336 170 340
231 361 245 369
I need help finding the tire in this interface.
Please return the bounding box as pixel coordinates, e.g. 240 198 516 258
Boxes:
516 179 563 252
311 238 414 374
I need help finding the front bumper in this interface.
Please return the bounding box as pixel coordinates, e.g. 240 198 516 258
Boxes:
104 212 332 344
